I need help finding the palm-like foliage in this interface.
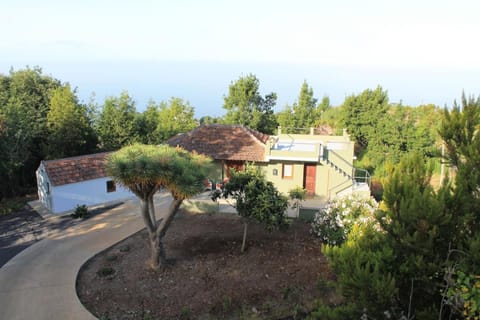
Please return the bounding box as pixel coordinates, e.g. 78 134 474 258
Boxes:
107 144 211 270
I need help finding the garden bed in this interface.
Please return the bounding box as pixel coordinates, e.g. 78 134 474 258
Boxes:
76 211 339 319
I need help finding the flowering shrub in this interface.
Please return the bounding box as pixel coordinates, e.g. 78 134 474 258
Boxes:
445 271 480 319
311 193 378 245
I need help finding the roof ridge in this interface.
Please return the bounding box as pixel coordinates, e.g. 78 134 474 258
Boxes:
43 151 111 164
243 126 269 145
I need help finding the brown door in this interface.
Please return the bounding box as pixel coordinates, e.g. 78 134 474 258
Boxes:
303 164 316 196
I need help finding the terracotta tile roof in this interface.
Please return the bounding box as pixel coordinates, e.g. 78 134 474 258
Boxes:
166 124 269 162
42 152 111 186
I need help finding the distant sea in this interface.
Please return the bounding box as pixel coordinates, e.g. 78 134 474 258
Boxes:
4 60 478 117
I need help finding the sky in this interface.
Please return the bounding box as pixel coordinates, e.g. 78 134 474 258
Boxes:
1 0 480 117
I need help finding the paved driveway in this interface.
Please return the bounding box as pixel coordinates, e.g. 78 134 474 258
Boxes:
0 193 173 320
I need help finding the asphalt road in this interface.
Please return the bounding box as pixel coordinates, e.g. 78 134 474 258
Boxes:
0 202 126 268
0 208 47 268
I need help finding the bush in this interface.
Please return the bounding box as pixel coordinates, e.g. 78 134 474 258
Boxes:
370 178 384 201
0 195 34 216
311 194 378 245
71 204 89 219
445 270 480 319
288 186 307 204
96 267 115 278
322 223 398 317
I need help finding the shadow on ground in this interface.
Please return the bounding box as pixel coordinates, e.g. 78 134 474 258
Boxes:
0 202 124 268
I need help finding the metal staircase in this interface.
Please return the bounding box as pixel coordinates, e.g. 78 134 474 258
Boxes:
320 149 371 199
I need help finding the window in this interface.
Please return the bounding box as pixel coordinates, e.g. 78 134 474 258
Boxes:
46 182 50 195
106 180 116 193
282 164 294 179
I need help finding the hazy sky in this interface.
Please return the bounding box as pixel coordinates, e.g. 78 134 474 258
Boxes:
1 0 479 116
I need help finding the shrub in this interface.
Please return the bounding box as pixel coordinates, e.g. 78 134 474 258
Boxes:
445 270 480 319
288 186 307 217
311 194 378 245
71 204 89 219
96 267 115 278
288 186 307 204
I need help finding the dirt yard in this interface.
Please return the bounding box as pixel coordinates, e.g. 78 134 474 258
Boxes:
76 211 339 320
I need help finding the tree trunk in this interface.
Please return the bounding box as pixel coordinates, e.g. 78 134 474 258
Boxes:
149 233 161 270
141 196 184 270
241 220 248 253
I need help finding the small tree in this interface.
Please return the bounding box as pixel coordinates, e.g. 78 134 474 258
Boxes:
106 144 211 270
213 167 289 252
288 186 307 217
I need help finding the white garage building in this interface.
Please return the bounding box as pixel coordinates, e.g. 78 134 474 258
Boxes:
36 152 134 214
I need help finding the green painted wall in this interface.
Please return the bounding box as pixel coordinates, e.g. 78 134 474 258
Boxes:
207 161 224 182
260 139 356 200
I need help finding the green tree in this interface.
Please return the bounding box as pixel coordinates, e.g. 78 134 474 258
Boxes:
46 85 97 158
293 80 318 129
410 104 443 157
276 81 325 133
341 86 389 148
134 100 160 145
106 144 211 270
275 106 295 131
135 98 197 145
96 91 137 150
0 67 62 198
223 74 277 134
155 97 197 142
317 95 332 115
320 154 455 319
439 93 480 244
213 167 289 252
0 115 8 199
199 115 222 125
438 94 480 319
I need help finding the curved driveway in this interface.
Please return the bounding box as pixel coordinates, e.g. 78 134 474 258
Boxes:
0 193 173 320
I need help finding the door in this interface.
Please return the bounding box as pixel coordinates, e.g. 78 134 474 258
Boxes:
225 161 244 178
303 164 316 196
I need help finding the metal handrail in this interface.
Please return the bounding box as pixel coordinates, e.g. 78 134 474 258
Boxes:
326 149 370 186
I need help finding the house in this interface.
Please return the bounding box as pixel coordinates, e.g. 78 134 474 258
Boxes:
166 124 370 202
36 124 369 214
166 124 269 185
36 152 133 214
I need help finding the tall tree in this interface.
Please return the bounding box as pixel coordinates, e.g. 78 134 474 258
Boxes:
439 93 480 236
199 115 222 126
438 94 480 318
135 98 197 145
293 80 318 128
135 100 160 145
106 144 211 270
320 154 455 319
223 74 277 134
0 67 62 198
96 91 137 150
277 81 327 133
341 86 389 148
155 97 197 142
46 85 97 158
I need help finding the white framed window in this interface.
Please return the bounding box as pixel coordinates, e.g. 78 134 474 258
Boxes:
282 164 294 179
